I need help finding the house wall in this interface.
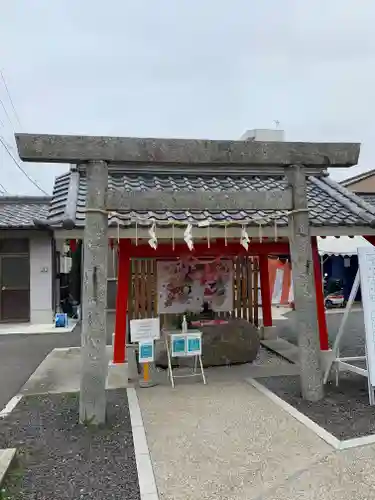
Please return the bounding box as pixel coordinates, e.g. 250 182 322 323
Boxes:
30 236 53 323
345 176 375 193
0 230 54 324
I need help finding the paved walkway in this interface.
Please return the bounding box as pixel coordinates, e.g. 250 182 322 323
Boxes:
137 368 375 500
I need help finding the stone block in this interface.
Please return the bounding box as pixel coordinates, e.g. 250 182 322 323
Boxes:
156 319 260 368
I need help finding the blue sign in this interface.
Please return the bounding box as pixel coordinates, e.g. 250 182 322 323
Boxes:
55 313 68 328
171 336 186 357
187 335 202 356
139 341 154 363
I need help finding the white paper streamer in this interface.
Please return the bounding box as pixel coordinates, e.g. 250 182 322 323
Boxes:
240 225 250 251
184 223 194 251
258 222 263 243
148 221 158 249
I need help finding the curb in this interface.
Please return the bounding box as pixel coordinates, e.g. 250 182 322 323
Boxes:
0 448 17 487
247 378 375 451
127 388 159 500
0 395 22 419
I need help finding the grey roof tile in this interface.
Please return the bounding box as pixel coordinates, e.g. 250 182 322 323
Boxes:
0 196 51 228
47 170 375 229
357 193 375 206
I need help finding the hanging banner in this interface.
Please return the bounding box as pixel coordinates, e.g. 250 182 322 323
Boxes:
157 259 233 314
259 259 293 305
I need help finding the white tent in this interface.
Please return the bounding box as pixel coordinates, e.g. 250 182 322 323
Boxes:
318 236 372 257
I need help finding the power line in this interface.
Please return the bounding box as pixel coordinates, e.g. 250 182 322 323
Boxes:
0 136 48 195
0 146 7 194
0 71 22 129
0 96 14 129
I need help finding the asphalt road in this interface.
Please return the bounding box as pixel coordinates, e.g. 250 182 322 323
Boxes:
0 329 81 411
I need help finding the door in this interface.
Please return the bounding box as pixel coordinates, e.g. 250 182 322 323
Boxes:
0 254 30 322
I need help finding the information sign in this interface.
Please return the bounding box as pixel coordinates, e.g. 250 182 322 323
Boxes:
186 333 202 356
139 341 155 363
130 317 160 343
171 334 186 357
358 247 375 386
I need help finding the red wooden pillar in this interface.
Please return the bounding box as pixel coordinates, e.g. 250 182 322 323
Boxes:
113 239 131 364
259 254 272 327
311 236 329 351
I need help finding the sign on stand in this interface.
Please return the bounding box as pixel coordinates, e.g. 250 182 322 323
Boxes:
324 246 375 405
130 318 160 382
358 247 375 394
139 341 155 363
170 332 202 357
165 330 206 388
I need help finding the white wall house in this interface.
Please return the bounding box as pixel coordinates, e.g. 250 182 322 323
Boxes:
0 196 54 324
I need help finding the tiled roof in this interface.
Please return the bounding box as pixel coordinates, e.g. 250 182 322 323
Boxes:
48 169 375 229
357 193 375 206
0 196 51 228
341 168 375 187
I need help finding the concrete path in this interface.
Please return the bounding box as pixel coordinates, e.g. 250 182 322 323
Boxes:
20 346 128 395
137 379 332 500
137 372 375 500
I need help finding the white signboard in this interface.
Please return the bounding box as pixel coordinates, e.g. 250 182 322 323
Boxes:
357 247 375 386
130 317 160 343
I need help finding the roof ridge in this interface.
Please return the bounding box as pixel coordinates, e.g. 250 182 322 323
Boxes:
308 176 375 226
324 176 375 217
340 168 375 186
0 195 52 204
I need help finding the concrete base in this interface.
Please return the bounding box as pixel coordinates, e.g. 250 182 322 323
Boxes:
139 379 159 388
106 361 129 388
0 320 78 336
21 346 129 396
127 344 140 381
320 349 335 373
260 325 278 340
138 363 159 388
0 448 16 486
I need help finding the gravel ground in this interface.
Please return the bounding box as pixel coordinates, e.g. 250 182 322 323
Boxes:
275 309 366 356
258 374 375 440
0 389 140 500
252 346 291 366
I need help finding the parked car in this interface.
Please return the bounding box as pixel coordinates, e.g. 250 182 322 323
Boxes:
324 290 346 309
323 276 346 309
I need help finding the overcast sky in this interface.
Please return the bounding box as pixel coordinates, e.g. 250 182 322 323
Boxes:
1 0 375 195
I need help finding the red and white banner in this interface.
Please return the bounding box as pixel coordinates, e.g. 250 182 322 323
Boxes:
259 259 294 305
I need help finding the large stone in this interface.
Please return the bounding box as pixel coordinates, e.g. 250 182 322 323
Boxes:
156 319 260 368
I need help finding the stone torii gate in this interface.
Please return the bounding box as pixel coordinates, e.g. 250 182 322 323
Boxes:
15 134 360 424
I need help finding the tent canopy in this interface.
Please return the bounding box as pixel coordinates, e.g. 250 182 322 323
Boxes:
318 236 372 257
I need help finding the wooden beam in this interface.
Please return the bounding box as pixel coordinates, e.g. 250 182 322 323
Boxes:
106 188 293 211
128 241 290 258
15 133 360 167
